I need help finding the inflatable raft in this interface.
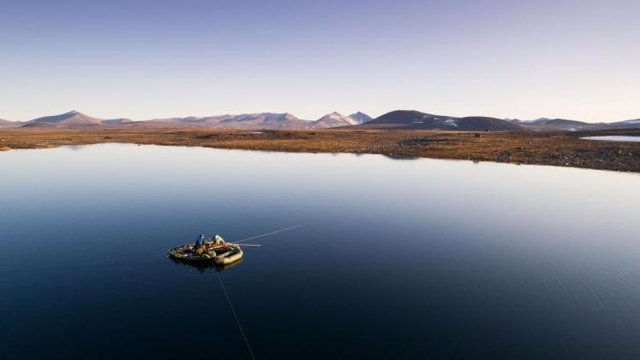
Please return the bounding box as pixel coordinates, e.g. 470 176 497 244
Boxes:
212 245 243 265
168 236 244 265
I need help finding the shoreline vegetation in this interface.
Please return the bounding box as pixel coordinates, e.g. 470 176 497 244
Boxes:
1 128 639 172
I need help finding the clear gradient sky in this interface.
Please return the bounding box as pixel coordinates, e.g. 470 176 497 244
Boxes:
1 0 638 122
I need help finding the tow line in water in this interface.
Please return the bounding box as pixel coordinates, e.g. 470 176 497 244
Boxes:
217 272 256 360
212 224 304 360
234 224 304 244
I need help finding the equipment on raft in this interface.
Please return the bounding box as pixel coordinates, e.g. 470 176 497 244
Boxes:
168 235 244 265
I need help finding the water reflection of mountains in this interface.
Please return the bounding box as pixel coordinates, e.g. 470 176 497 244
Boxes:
169 257 243 273
383 154 420 160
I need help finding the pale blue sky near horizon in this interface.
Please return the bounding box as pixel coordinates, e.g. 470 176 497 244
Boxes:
1 0 638 122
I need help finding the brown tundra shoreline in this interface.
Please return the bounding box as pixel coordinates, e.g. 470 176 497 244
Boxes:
1 128 639 173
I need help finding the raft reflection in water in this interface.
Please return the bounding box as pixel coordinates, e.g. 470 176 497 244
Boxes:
169 256 244 273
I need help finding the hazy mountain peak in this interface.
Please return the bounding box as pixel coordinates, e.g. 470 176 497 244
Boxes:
348 112 372 124
312 112 361 128
22 110 103 127
0 118 20 128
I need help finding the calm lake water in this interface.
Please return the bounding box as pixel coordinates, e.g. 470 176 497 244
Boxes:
1 144 639 359
581 135 640 142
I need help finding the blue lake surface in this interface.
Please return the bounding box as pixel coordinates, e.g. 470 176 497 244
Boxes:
1 144 639 359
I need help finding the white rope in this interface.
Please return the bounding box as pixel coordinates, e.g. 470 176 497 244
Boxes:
234 225 303 244
216 272 256 360
211 225 303 358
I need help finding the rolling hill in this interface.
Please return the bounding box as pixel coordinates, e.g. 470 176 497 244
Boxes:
606 119 640 129
0 119 20 128
21 111 132 128
356 110 524 131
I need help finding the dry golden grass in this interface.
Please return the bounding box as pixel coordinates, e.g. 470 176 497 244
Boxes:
1 128 639 172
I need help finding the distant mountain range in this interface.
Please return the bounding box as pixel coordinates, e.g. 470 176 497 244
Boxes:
352 112 640 131
508 117 640 131
2 110 371 130
1 110 639 132
127 112 311 130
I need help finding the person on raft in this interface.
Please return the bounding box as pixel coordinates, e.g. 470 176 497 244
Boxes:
194 234 206 255
213 234 224 245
